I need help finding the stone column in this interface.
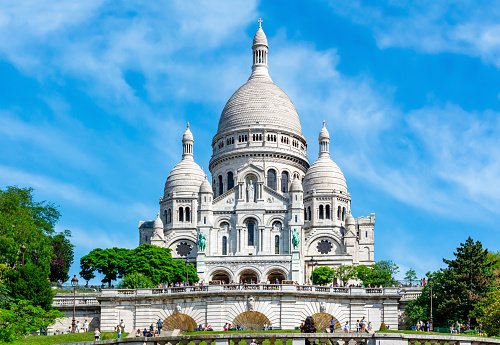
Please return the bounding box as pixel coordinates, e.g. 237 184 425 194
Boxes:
197 252 206 283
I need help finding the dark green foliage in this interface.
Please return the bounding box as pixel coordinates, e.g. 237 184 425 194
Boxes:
0 283 14 309
311 266 334 285
405 237 494 328
49 230 74 282
334 264 357 286
355 260 399 286
404 268 418 285
80 244 199 286
118 272 154 289
379 322 386 331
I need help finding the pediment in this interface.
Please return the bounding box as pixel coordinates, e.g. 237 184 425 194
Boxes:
237 162 264 181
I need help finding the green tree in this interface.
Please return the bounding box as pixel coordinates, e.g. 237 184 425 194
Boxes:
404 268 418 285
118 272 154 289
472 288 500 336
355 260 399 286
0 300 64 342
49 230 75 282
79 257 96 286
79 247 128 287
311 266 334 285
334 265 357 286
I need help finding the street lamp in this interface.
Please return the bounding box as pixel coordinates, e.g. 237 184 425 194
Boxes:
428 277 434 332
20 244 26 266
71 275 78 333
185 260 189 287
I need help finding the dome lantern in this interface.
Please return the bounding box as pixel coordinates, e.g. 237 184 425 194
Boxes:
183 122 194 158
250 18 270 80
319 120 330 157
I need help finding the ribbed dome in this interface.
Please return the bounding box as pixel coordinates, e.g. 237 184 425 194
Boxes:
183 123 194 141
303 155 347 194
253 27 268 47
199 176 213 194
216 76 303 136
153 213 163 229
164 157 205 198
290 177 303 192
319 121 330 141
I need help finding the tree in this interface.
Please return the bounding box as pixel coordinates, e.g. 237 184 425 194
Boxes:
472 288 500 336
79 257 96 286
0 300 64 342
118 272 154 289
404 268 418 285
311 266 334 285
334 265 357 286
355 260 399 286
79 248 128 287
49 230 75 282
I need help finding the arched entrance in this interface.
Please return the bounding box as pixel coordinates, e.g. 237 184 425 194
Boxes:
163 314 197 332
233 311 270 331
312 313 341 332
239 269 259 283
267 269 287 283
211 270 231 284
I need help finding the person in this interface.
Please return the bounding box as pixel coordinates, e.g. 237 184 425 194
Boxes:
269 322 273 330
94 328 101 341
157 319 163 335
330 317 335 333
302 316 317 345
135 329 141 337
275 278 279 284
367 322 372 332
150 323 154 332
83 320 89 332
250 339 257 345
356 320 360 332
120 319 125 331
67 326 71 334
143 328 149 337
224 323 228 331
361 317 366 332
263 322 268 330
116 324 122 338
343 321 350 333
299 322 304 332
76 320 80 333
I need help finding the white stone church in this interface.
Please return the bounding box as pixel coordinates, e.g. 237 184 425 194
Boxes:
139 22 375 285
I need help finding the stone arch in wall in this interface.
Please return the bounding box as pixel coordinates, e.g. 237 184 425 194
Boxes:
210 269 232 284
265 268 287 283
312 313 342 332
237 268 260 283
163 314 197 332
233 311 270 331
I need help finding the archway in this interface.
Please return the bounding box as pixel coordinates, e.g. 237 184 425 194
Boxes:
267 269 286 283
163 314 197 332
312 313 341 332
211 270 231 284
239 269 259 283
233 311 270 331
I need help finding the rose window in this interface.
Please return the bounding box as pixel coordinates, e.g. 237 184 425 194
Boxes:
317 240 333 254
176 242 192 257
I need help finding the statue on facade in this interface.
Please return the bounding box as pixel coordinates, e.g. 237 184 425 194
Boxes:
175 305 181 314
320 302 326 313
247 296 255 311
247 180 255 202
197 228 206 252
292 228 300 250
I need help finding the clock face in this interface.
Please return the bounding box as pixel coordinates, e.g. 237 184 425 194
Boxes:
317 240 333 254
176 242 192 257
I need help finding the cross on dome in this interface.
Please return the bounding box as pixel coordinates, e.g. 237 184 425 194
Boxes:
258 18 263 28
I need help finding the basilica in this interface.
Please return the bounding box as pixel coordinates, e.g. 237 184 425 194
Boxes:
138 22 375 285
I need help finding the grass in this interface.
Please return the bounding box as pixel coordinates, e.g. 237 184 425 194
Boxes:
376 330 488 337
184 330 301 335
4 332 128 345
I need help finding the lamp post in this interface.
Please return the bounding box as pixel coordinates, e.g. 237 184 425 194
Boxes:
20 244 26 266
71 275 78 333
429 277 434 332
185 260 189 287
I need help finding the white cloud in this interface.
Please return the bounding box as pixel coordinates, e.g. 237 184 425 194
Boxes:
329 1 500 68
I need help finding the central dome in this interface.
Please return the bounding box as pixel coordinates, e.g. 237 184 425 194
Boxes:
217 77 303 136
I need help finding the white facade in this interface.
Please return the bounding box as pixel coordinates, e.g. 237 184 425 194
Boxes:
139 22 375 284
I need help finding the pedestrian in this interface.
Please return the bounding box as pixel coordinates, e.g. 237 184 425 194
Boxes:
76 320 80 333
135 329 141 337
330 317 335 333
343 321 350 333
83 320 89 332
157 318 163 334
120 319 125 331
116 324 122 338
94 328 101 341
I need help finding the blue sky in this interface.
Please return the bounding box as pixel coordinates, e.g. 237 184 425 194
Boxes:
1 0 499 283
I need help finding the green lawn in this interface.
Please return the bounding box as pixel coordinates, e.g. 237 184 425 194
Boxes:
184 330 301 335
376 330 487 337
3 332 128 345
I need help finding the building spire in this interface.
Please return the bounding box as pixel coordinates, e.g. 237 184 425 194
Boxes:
318 120 330 157
182 122 194 159
250 19 270 80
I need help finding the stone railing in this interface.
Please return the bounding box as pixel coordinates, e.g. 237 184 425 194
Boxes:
52 293 100 307
57 332 500 345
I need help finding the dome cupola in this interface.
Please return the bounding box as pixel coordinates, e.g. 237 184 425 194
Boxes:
199 175 213 194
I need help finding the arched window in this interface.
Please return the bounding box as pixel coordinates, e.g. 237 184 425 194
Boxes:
342 207 346 221
275 235 280 254
319 205 324 219
337 206 341 220
281 171 289 193
267 169 277 190
222 236 227 256
295 215 298 222
326 205 330 219
308 206 311 221
248 222 255 246
204 217 206 224
304 208 307 221
227 172 234 190
218 175 223 196
168 209 172 223
179 207 184 222
185 207 190 222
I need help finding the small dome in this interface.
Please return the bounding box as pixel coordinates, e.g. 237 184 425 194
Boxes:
303 155 347 194
164 158 205 198
183 123 194 141
199 176 213 194
319 121 330 141
290 177 303 192
253 27 268 47
346 212 354 226
153 213 163 229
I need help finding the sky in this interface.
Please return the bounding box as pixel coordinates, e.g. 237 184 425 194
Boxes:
1 0 500 283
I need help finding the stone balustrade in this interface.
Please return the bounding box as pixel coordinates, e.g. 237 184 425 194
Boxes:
57 332 500 345
52 293 101 307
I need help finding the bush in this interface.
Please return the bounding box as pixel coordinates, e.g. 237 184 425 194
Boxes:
379 322 387 331
117 272 154 289
187 323 194 332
